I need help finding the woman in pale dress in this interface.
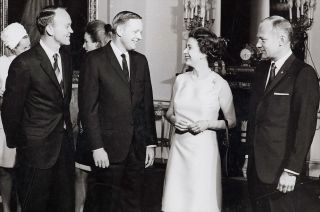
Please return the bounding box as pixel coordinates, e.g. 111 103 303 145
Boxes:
75 20 112 212
162 27 236 212
0 23 30 212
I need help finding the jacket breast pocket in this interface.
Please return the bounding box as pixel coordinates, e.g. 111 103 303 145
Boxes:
265 94 291 124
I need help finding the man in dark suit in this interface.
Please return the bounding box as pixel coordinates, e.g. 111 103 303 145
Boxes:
79 11 157 212
1 6 74 212
244 16 320 211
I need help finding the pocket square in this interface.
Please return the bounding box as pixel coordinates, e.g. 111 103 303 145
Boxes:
274 92 290 96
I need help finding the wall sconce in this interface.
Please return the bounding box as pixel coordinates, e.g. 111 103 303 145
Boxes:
184 0 215 31
287 0 316 29
274 0 316 30
273 0 317 59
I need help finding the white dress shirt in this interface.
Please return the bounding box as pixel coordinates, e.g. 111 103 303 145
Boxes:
110 41 130 78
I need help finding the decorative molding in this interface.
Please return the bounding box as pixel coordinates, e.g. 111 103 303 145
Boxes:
88 0 98 22
0 0 8 56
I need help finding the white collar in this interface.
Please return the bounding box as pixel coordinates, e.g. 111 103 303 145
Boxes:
110 41 129 58
273 50 292 73
110 41 130 72
40 39 60 61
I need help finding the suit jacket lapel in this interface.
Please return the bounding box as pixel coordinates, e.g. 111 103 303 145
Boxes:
264 54 295 95
255 61 270 99
105 44 130 87
60 49 70 99
129 51 136 86
36 44 63 97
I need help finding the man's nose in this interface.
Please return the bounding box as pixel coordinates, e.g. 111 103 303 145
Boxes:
256 40 261 48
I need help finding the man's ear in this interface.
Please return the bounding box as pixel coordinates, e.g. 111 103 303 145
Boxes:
116 25 123 37
46 24 54 36
279 33 288 47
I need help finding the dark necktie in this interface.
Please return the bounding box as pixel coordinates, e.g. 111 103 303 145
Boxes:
121 54 130 81
53 53 64 94
267 62 276 88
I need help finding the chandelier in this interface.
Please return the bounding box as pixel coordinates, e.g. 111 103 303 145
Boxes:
183 0 216 31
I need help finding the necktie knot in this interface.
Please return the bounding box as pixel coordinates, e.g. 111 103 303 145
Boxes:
53 53 59 71
53 53 59 61
270 62 276 79
270 62 276 70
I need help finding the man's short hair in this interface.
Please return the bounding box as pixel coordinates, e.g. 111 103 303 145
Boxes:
261 16 293 43
36 6 66 35
112 11 142 33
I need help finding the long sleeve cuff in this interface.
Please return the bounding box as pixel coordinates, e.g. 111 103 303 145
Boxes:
284 169 299 176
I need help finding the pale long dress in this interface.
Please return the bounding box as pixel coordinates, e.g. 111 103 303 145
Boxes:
0 55 16 168
162 71 234 212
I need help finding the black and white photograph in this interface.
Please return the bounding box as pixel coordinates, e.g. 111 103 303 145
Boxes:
0 0 320 212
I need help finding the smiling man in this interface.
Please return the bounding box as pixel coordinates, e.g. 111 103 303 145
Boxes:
79 11 157 212
244 16 320 212
1 6 74 212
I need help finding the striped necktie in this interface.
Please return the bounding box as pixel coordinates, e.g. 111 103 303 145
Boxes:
53 53 64 94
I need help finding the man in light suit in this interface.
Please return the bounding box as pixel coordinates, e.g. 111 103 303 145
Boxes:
1 6 74 212
244 16 320 211
79 11 157 212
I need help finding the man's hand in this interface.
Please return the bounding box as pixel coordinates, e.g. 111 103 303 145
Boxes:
93 148 110 168
277 171 297 193
145 146 155 168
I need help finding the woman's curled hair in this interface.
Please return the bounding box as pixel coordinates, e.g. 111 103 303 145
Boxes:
188 27 220 67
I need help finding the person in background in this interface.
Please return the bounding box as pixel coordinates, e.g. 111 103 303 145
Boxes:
1 6 74 212
75 20 112 212
0 22 30 212
79 11 157 212
161 27 236 212
243 16 320 212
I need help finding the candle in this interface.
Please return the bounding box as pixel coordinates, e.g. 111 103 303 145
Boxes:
184 0 189 19
194 0 199 16
288 0 293 20
212 0 216 20
300 0 305 15
296 0 301 19
206 1 211 21
310 0 316 19
200 0 206 26
191 0 197 19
